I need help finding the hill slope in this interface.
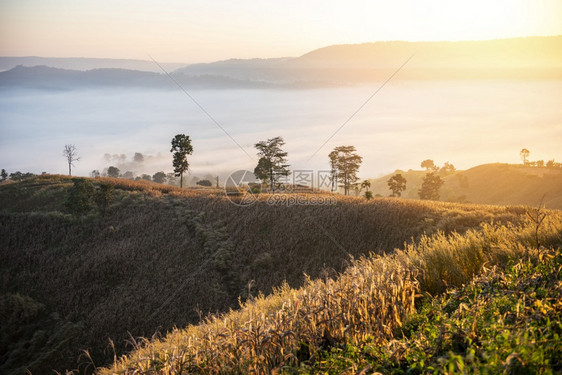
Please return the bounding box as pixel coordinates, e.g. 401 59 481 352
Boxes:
100 208 562 374
368 163 562 209
0 175 534 373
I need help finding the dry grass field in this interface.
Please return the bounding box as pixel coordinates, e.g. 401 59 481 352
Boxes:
1 174 560 374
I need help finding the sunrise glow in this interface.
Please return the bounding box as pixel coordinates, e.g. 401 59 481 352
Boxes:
1 0 561 62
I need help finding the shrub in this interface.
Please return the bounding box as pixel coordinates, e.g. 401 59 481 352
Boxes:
94 182 114 217
196 179 213 187
65 178 94 216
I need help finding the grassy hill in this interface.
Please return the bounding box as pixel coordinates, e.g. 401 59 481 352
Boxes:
0 174 557 373
101 202 562 373
368 163 562 209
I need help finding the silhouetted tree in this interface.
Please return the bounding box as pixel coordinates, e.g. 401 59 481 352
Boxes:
90 170 100 178
94 182 114 217
364 191 373 200
107 166 120 178
141 174 152 182
418 172 443 200
329 146 362 195
1 169 7 181
520 148 530 165
63 144 80 176
152 171 167 183
387 173 407 197
196 179 213 187
170 134 193 188
254 136 290 193
421 159 436 171
65 179 94 216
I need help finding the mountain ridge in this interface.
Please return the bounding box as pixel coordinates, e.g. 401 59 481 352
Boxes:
2 36 561 90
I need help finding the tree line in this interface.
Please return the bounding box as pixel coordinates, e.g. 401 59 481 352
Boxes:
7 140 558 205
520 148 562 169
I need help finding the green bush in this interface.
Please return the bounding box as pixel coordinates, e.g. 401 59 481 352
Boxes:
65 179 94 216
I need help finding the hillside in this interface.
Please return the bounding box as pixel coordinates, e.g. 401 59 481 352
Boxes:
0 175 537 374
368 163 562 209
101 199 562 373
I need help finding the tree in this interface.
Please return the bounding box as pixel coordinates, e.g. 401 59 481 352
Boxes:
63 144 80 176
90 170 100 178
520 148 530 165
328 150 338 191
65 179 94 216
387 173 407 197
421 159 436 171
140 174 152 182
170 134 193 188
94 182 114 217
360 180 371 192
360 180 372 200
107 166 120 178
9 171 34 181
1 169 7 181
122 171 134 179
253 136 290 193
418 172 443 200
329 146 363 195
196 179 213 187
133 152 144 163
440 162 456 175
152 171 167 184
166 172 178 186
536 160 545 168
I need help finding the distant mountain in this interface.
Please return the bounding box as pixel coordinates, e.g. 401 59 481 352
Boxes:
175 36 562 84
0 56 185 73
0 65 275 90
2 36 561 90
368 163 562 209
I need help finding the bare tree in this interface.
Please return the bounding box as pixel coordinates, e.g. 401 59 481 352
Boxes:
63 144 80 176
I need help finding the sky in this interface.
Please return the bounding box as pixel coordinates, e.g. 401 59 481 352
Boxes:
1 0 562 63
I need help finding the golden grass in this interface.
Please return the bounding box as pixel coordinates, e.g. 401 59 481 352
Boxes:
1 174 557 373
100 212 562 374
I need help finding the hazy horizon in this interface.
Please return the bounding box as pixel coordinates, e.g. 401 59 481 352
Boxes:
2 1 562 62
1 1 562 183
1 80 560 181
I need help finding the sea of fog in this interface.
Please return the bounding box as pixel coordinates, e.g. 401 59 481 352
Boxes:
1 80 561 182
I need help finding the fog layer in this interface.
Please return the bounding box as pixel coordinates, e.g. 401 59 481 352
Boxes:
1 80 561 180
